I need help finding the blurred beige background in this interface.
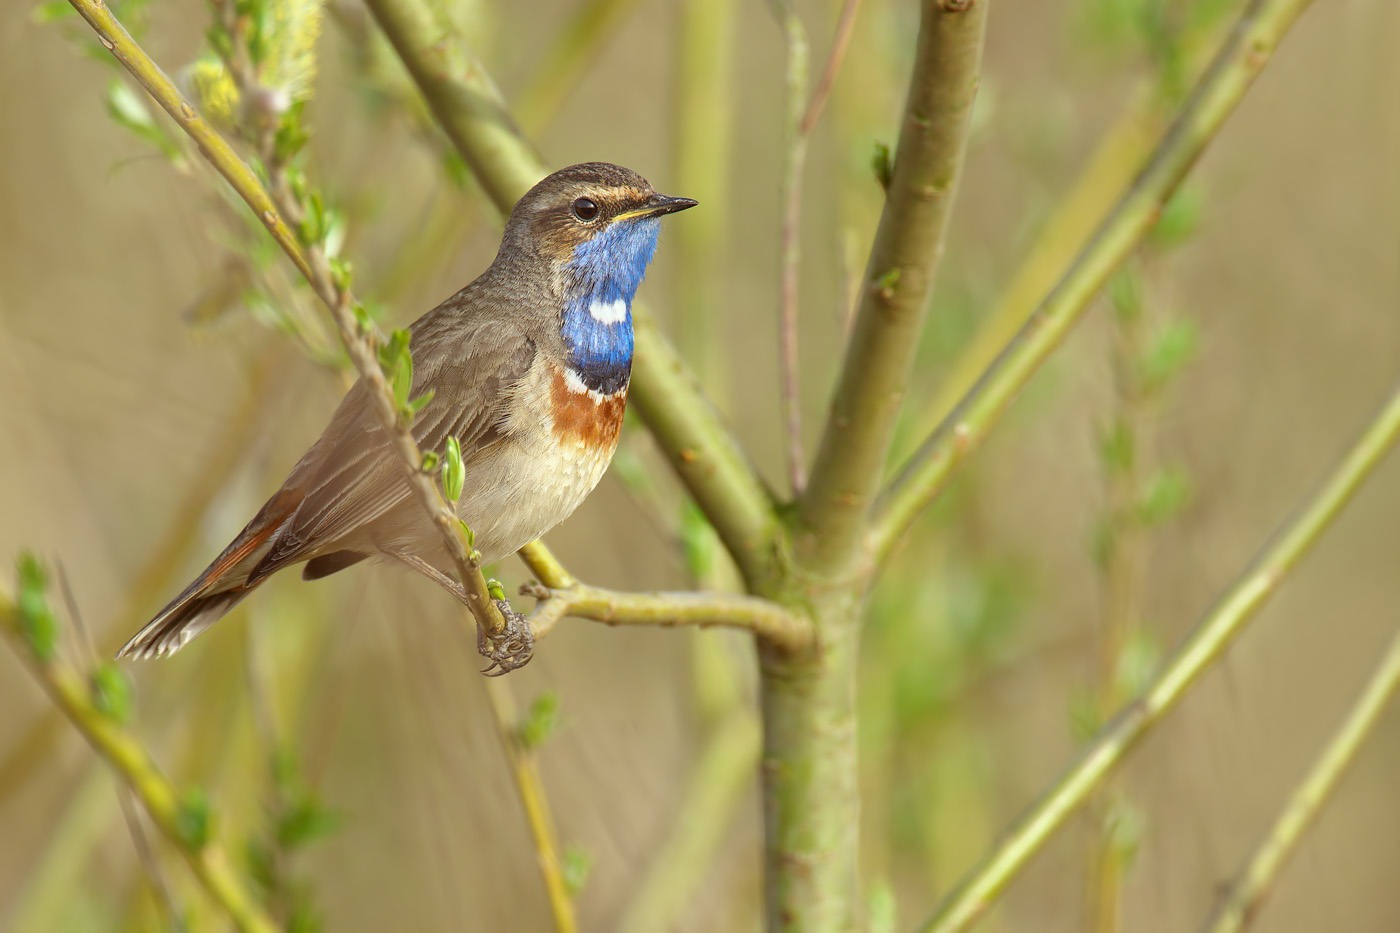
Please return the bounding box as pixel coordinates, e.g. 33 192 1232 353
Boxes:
2 0 1399 930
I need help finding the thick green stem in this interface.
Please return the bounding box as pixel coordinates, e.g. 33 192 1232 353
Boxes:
758 593 863 932
872 0 1318 561
757 4 988 930
795 0 987 575
362 0 782 589
919 377 1400 932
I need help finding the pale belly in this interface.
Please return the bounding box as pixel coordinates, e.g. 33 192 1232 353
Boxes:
454 429 619 564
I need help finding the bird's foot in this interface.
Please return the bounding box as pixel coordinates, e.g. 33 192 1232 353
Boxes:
477 600 534 676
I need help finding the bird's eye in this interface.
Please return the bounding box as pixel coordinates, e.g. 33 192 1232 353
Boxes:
572 197 599 221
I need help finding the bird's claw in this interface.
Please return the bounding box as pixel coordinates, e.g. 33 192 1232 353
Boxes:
477 599 534 676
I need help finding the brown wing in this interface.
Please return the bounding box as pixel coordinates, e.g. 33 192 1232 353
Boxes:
247 321 537 584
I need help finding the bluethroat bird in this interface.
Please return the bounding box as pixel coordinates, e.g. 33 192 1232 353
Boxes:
118 163 696 664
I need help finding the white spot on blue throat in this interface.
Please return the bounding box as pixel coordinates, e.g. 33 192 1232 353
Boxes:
560 217 661 395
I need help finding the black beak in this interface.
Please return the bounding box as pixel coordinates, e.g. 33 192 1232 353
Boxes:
642 193 699 218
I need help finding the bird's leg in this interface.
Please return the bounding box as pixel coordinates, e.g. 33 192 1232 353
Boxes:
383 549 534 674
383 550 469 603
477 600 534 676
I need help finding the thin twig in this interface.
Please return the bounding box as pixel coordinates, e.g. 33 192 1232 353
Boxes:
64 0 510 643
1201 628 1400 933
871 0 1319 562
770 0 811 495
482 680 579 933
800 0 862 137
57 563 186 930
918 376 1400 932
769 0 864 496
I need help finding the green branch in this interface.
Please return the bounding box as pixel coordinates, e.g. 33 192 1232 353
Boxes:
362 0 783 590
525 580 814 654
795 0 987 576
918 376 1400 932
64 0 519 649
483 679 579 933
1202 628 1400 933
0 596 280 933
871 0 1318 562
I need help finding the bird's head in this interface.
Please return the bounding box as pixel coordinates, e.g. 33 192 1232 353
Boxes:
497 163 695 396
502 162 697 303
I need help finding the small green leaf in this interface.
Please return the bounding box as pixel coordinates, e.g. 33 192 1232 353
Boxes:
518 691 560 750
273 104 310 163
486 578 506 601
1098 418 1135 475
420 451 440 473
874 268 900 294
459 520 475 548
1114 628 1160 699
16 552 58 662
377 327 408 371
1108 266 1142 321
1068 686 1102 742
561 844 592 897
276 794 340 849
443 436 465 503
1137 465 1192 525
1140 319 1197 395
175 787 212 850
1149 185 1203 250
323 208 347 259
406 389 434 417
91 662 133 724
1103 796 1145 868
867 880 897 933
107 79 156 129
32 1 76 23
871 140 893 190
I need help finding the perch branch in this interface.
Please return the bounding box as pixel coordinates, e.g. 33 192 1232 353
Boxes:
525 581 813 654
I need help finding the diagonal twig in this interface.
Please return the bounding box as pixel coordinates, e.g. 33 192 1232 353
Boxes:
64 0 511 644
1201 628 1400 933
1 596 280 933
919 373 1400 932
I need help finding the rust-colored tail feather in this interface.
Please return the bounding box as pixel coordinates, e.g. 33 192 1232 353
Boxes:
118 488 299 660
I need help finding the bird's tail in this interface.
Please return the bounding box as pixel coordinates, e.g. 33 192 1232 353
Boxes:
117 487 301 660
116 584 257 660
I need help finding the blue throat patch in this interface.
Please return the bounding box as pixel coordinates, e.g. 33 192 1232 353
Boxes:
560 217 660 395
